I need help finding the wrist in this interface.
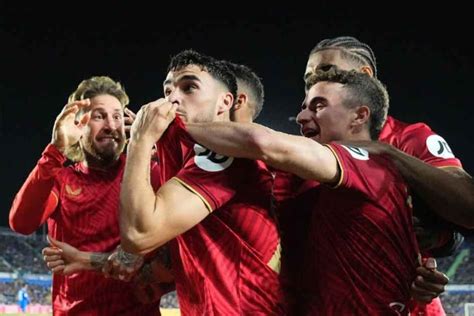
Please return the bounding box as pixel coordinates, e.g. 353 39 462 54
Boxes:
127 139 155 154
50 141 67 155
89 252 109 271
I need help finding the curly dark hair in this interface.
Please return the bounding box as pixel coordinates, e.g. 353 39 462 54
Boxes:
306 67 389 139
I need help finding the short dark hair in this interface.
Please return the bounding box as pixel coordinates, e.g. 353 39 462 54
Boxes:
306 67 389 139
167 49 237 101
311 36 378 78
223 61 264 120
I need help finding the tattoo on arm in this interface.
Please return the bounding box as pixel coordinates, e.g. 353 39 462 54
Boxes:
90 253 109 270
117 247 143 268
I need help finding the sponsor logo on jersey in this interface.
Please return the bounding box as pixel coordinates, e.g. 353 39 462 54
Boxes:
341 145 369 161
426 135 455 159
193 144 234 172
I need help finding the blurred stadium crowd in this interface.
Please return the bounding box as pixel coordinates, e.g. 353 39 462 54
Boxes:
1 227 474 314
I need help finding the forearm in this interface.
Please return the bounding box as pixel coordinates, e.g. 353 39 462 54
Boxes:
89 252 111 271
9 144 64 234
387 147 474 228
187 122 338 182
186 122 269 160
120 140 159 254
69 250 111 272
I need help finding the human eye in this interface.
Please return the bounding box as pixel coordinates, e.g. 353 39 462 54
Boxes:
164 87 172 96
182 82 198 93
92 112 103 120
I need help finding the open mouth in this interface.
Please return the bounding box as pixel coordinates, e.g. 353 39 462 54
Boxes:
97 136 119 143
302 126 320 139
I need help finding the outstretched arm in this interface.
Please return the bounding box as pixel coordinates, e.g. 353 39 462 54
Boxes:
344 141 474 228
42 237 111 275
42 237 143 280
186 121 339 183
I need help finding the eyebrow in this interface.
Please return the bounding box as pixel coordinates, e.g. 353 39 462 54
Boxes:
91 107 122 113
163 74 201 87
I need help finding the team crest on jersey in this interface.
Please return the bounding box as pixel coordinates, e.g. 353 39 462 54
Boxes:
193 144 234 172
65 184 82 197
389 302 406 315
341 145 369 160
426 134 455 159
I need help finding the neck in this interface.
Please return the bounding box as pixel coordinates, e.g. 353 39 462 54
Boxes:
215 111 230 122
347 128 372 141
232 111 253 123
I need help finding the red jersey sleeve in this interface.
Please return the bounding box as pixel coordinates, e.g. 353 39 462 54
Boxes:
326 143 407 198
9 144 64 234
400 123 462 168
380 117 462 168
157 117 246 212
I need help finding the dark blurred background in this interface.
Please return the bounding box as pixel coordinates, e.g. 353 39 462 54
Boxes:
2 5 473 228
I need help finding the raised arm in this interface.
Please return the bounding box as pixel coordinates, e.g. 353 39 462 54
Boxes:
120 99 211 254
186 121 340 183
9 99 91 234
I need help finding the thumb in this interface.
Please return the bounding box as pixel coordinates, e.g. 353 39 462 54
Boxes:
424 257 437 270
170 104 178 118
47 235 65 250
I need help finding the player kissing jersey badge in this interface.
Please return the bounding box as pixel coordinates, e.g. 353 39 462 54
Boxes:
193 144 234 172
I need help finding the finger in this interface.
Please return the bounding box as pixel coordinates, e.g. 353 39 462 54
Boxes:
413 278 445 294
424 257 437 270
70 99 91 110
151 100 174 115
416 267 449 284
57 105 80 123
51 265 65 274
60 98 90 116
47 236 65 249
411 283 438 303
168 103 178 118
42 247 62 256
46 259 65 269
44 254 62 262
124 116 134 125
61 100 84 112
77 112 90 128
125 108 136 119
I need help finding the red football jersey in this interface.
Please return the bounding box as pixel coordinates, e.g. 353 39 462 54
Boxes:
379 115 462 168
10 145 161 315
380 116 461 316
155 117 285 316
295 143 420 315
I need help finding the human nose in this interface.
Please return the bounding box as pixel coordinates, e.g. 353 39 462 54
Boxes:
296 108 311 126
